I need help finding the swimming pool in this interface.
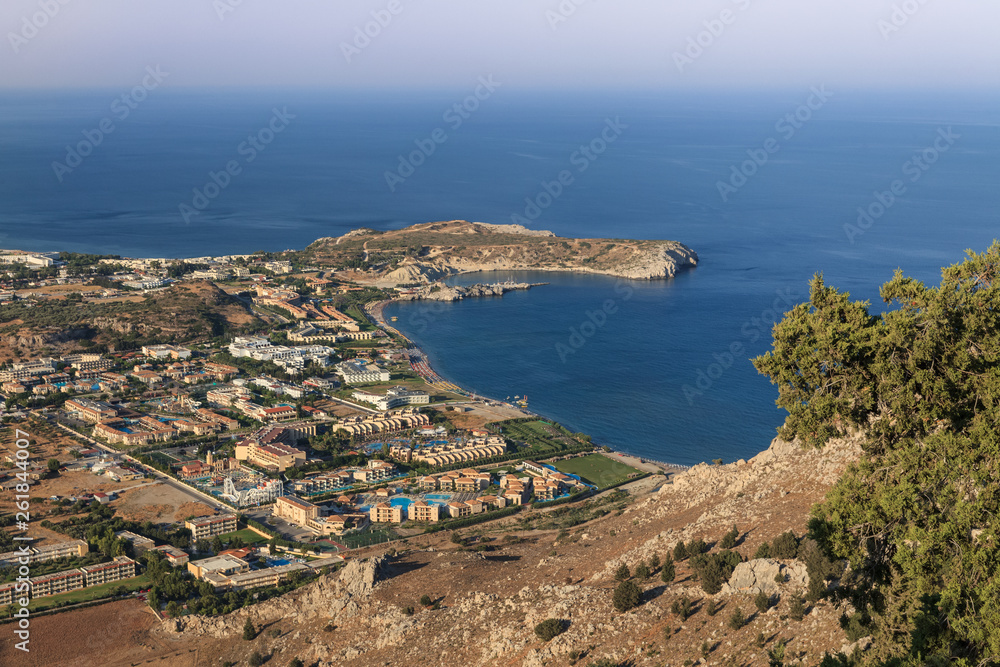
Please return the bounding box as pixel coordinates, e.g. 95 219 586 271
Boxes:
390 498 413 509
424 493 452 501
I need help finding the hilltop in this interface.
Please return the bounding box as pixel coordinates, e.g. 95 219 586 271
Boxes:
301 221 699 285
0 280 260 360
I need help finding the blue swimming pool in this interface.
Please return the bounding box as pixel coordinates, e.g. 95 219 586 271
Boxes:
424 493 452 501
390 498 413 509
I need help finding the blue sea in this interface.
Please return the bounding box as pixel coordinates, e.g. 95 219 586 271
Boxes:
2 89 998 465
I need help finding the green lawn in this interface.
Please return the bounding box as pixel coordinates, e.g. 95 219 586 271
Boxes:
339 526 400 549
502 420 588 455
552 454 641 488
29 573 152 611
218 528 270 545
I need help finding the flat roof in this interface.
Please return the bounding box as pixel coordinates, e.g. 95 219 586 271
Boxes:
190 554 248 572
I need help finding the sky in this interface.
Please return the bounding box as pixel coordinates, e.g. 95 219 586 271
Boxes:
0 0 997 91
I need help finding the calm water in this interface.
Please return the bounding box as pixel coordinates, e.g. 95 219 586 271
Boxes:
2 89 999 463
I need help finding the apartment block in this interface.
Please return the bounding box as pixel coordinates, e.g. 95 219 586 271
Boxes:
274 495 320 526
226 562 310 591
115 531 155 554
64 398 118 423
185 514 238 541
30 569 86 598
187 554 250 581
369 503 403 523
407 501 440 523
150 545 189 567
79 557 136 586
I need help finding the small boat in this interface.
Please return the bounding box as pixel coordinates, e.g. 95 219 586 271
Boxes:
391 316 398 321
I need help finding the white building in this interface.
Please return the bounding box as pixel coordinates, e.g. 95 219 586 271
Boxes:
352 386 429 411
335 360 390 385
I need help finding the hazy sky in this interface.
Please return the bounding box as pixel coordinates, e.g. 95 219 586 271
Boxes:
1 0 996 90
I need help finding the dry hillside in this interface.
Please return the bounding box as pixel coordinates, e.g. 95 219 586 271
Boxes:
3 434 873 667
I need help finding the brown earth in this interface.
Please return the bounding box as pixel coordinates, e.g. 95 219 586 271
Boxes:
113 483 212 525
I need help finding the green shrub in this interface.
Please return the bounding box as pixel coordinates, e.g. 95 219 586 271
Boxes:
788 596 805 622
840 612 872 642
687 538 708 555
248 652 264 667
634 564 650 580
771 532 799 559
419 594 432 606
670 596 692 621
612 580 642 612
242 618 256 640
755 590 772 613
673 541 688 561
589 659 617 667
534 618 566 642
728 606 745 630
754 542 771 559
614 563 630 582
706 599 717 616
720 526 738 549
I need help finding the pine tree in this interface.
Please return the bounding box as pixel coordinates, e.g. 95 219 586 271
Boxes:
242 618 256 640
612 580 642 612
660 557 675 583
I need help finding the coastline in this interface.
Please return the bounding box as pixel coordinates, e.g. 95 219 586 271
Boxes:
365 296 692 475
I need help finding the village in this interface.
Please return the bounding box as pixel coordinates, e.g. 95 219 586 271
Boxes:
0 253 639 619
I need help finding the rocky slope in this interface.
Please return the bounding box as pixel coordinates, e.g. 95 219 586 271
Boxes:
14 433 865 667
304 220 699 286
125 434 866 667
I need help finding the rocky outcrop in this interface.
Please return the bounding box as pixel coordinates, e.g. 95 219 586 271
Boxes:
2 327 92 348
91 317 149 336
662 432 862 508
593 433 862 581
375 242 698 286
165 556 387 639
397 282 543 302
471 222 556 237
720 558 809 596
